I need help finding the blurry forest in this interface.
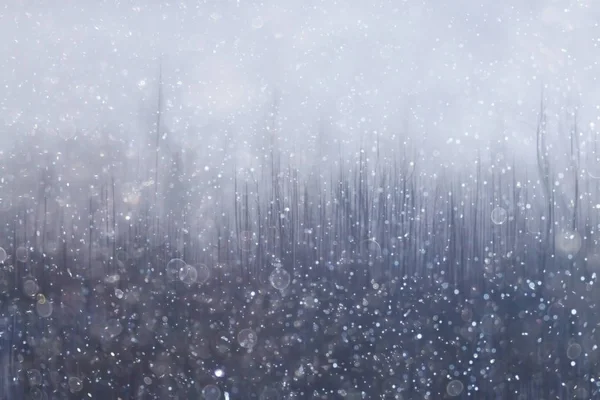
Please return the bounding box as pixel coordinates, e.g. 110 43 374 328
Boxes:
1 0 600 398
0 85 598 400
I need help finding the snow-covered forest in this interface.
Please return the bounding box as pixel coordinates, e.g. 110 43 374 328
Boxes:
1 1 600 399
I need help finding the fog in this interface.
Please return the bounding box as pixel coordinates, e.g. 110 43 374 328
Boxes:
0 2 600 399
1 0 599 166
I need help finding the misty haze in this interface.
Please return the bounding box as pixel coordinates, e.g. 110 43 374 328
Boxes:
0 1 599 399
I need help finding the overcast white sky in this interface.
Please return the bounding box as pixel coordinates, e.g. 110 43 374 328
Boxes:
0 0 598 167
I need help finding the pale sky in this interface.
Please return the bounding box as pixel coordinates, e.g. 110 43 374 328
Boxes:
0 0 598 168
